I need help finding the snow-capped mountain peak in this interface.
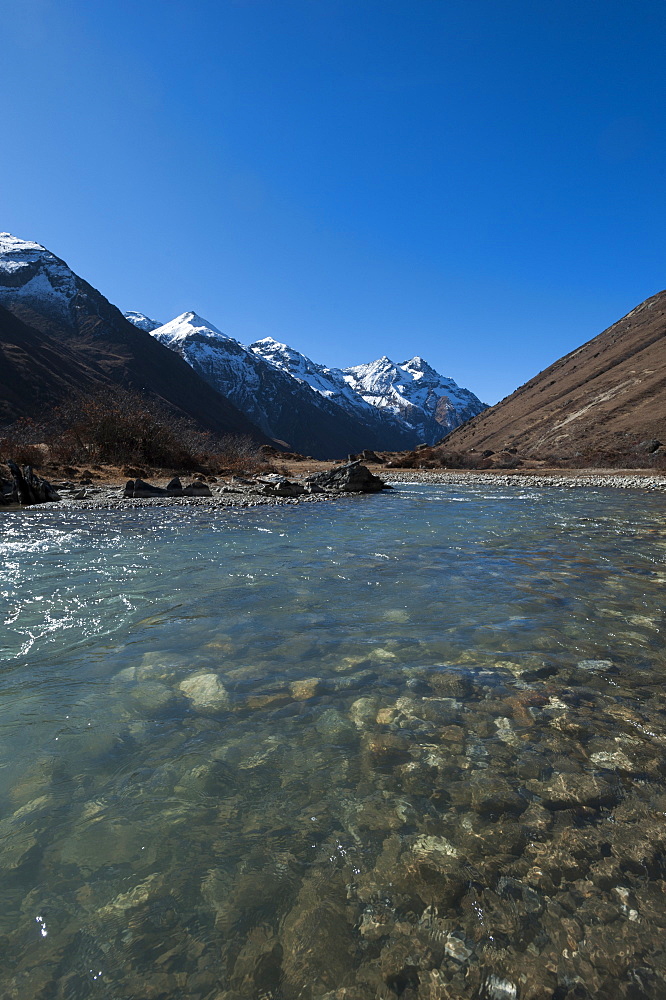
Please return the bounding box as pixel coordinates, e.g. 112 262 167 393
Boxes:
249 338 486 438
250 337 370 406
124 310 162 333
0 232 79 317
151 311 234 346
342 354 487 436
0 232 50 261
402 356 438 377
250 337 311 374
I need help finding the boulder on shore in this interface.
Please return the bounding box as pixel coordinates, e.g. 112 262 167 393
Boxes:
182 481 212 496
306 460 392 493
124 478 167 498
256 475 306 497
124 478 212 498
1 461 60 505
349 449 383 464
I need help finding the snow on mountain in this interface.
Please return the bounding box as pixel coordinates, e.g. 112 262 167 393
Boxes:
151 312 277 437
124 310 162 333
0 232 79 320
251 338 486 440
250 337 383 417
151 312 303 439
343 355 487 437
150 316 416 456
152 311 231 346
151 313 269 428
149 316 486 453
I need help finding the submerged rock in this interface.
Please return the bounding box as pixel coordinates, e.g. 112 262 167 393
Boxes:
179 672 230 711
290 677 323 700
315 708 357 743
470 772 526 816
577 658 614 673
229 924 283 996
349 696 380 728
281 877 359 999
128 680 178 714
527 772 619 809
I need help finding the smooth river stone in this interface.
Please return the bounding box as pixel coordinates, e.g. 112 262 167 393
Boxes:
178 672 230 711
289 677 323 700
349 696 380 728
527 773 619 809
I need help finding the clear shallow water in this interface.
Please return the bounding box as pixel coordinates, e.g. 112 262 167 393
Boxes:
1 483 665 999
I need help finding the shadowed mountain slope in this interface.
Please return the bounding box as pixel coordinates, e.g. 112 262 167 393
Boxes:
0 304 115 424
440 291 666 460
0 234 269 441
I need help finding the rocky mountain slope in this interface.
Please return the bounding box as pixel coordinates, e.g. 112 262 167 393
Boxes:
142 314 487 457
440 290 666 462
0 234 268 441
124 311 162 332
250 338 486 440
150 314 416 457
343 354 486 439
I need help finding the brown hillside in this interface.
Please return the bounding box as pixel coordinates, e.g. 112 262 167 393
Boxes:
0 304 115 424
440 291 666 460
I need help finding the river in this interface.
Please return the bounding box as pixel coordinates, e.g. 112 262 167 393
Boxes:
1 482 664 999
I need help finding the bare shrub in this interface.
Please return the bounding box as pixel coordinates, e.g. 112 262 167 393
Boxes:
210 435 269 475
45 389 212 469
0 417 45 467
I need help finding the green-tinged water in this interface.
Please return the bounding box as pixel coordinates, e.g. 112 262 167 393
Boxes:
1 483 665 1000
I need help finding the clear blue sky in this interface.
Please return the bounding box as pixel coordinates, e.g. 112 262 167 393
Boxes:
2 0 665 403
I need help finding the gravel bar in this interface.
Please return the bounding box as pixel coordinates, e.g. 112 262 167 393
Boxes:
384 469 666 490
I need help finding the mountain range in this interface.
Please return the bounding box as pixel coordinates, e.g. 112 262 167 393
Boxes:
0 233 487 458
128 310 485 456
2 232 662 467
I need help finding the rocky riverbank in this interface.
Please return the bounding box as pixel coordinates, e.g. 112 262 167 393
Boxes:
383 468 666 490
4 463 665 511
1 460 392 510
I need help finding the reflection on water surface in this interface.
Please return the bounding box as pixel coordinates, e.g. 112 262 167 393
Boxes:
1 483 665 999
